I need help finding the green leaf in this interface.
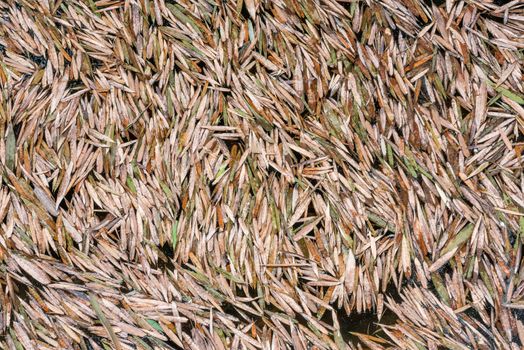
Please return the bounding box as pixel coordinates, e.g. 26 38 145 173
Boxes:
496 86 524 104
147 336 175 349
89 293 122 350
387 143 394 167
486 79 524 104
440 224 474 256
6 123 15 171
9 329 24 350
126 176 137 194
166 4 202 34
367 213 396 233
146 319 164 334
214 266 245 283
86 0 100 16
404 157 418 178
132 336 153 350
172 220 179 251
431 272 450 306
159 181 173 197
433 75 446 98
215 163 228 180
333 330 346 350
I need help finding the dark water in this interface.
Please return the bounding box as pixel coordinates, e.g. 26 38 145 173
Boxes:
335 285 402 347
423 0 446 6
339 307 398 346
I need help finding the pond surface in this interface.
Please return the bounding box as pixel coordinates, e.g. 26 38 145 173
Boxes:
339 306 398 346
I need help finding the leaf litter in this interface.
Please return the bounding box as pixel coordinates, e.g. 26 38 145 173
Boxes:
0 0 524 349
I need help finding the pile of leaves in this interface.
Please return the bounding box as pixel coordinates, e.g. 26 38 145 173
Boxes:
0 0 523 349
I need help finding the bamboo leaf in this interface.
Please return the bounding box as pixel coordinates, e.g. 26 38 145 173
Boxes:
146 319 164 334
89 293 122 350
6 123 15 171
440 224 474 257
172 220 179 251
